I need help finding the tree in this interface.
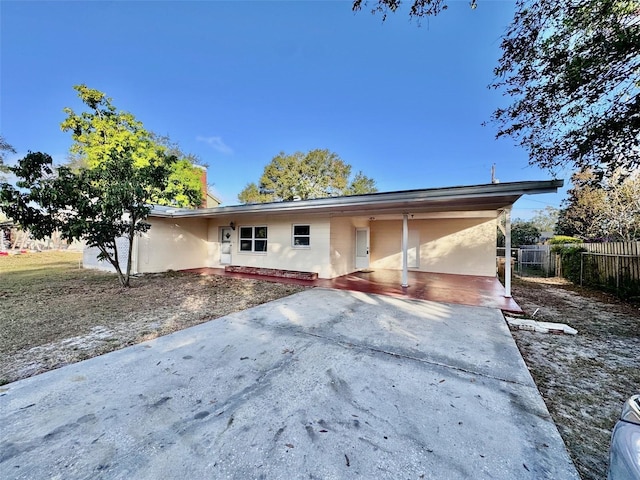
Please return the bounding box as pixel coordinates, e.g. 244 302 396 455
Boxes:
346 171 378 195
1 85 203 287
497 219 541 247
0 136 16 180
601 171 640 240
352 0 473 19
238 149 377 203
353 0 640 179
61 84 203 208
558 169 640 240
556 170 607 239
530 206 559 233
512 221 542 247
152 133 207 167
492 0 640 180
0 150 184 287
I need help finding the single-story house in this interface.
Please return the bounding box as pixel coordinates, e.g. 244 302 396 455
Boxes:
84 180 562 296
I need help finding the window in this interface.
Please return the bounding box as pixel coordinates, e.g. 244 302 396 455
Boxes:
292 224 310 247
239 226 268 253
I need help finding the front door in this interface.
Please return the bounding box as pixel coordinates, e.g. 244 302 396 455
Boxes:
220 227 233 265
355 228 370 269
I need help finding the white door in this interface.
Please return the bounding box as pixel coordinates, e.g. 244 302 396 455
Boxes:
355 228 370 269
220 227 232 265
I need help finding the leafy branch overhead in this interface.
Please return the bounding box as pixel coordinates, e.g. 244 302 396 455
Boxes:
352 0 474 19
491 0 640 179
353 0 640 179
238 149 377 203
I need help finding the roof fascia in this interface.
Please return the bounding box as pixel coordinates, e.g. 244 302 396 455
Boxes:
150 179 564 219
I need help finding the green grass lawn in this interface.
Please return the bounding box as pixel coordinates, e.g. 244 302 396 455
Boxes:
2 250 109 288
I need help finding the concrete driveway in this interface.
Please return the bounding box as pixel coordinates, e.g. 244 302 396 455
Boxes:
0 288 579 479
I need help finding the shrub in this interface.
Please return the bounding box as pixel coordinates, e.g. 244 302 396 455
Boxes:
553 245 587 283
549 235 582 245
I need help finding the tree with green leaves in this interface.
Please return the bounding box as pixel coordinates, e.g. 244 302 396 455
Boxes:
497 219 541 247
238 149 377 203
1 85 203 286
1 149 184 287
61 84 203 208
353 0 640 179
0 136 16 180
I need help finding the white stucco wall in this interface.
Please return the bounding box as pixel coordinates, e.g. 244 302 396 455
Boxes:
136 217 209 273
207 215 332 278
370 216 497 277
138 211 497 278
83 236 131 274
329 216 369 277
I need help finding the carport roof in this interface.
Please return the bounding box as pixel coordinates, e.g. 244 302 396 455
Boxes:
149 179 563 219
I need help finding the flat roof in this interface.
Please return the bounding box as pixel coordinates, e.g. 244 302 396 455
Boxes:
149 179 564 219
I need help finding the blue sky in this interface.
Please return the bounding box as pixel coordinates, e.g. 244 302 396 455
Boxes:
1 0 568 217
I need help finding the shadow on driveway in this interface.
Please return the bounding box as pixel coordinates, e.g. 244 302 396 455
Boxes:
0 289 578 479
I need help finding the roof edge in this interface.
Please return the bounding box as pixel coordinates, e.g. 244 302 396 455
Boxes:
150 179 564 218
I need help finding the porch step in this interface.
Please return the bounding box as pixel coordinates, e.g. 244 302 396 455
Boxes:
224 265 318 281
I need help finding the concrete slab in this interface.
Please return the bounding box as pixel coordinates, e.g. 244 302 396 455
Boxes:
0 288 579 479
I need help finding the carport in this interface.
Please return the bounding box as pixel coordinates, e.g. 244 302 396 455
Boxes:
186 267 523 312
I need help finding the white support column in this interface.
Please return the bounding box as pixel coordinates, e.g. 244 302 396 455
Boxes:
402 213 409 288
504 208 512 298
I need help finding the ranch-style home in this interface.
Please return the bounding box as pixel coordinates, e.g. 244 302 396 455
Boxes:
84 180 563 296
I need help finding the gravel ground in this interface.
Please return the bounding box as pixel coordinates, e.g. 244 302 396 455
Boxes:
510 276 640 480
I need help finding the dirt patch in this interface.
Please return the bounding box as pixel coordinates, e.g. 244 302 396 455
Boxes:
0 251 307 385
511 276 640 480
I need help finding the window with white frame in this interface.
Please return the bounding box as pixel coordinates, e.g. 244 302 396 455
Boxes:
239 226 268 252
292 224 310 247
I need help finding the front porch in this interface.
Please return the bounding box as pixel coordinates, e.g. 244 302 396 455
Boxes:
183 267 522 313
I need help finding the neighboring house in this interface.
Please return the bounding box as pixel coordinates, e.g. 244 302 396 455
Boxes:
205 191 222 208
85 180 562 291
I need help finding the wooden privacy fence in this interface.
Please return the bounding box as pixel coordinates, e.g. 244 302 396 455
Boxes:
579 242 640 298
503 242 640 298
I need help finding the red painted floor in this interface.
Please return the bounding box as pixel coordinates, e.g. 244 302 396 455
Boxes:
183 268 523 313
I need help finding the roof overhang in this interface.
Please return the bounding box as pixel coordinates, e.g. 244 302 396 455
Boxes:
149 180 564 220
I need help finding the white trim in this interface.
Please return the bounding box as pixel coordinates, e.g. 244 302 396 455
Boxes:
238 225 268 254
291 224 311 249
